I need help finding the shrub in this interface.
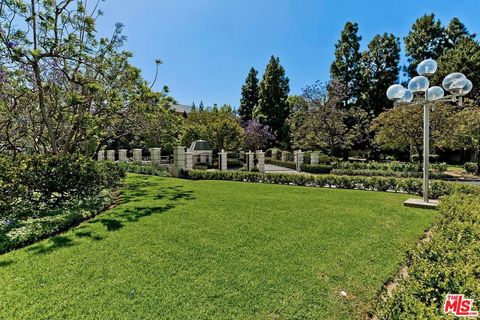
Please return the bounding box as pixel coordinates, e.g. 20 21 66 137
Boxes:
374 193 480 318
465 162 478 174
301 164 333 174
183 170 480 199
117 162 170 177
330 169 447 179
411 154 440 163
251 167 260 172
227 159 244 167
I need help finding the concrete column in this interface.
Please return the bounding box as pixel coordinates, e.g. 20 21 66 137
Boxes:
311 152 319 165
281 151 289 162
296 150 304 172
270 148 279 160
219 149 228 171
106 149 115 161
132 149 142 163
293 150 298 164
256 150 265 173
97 150 105 161
246 151 255 172
118 149 127 162
150 148 161 166
239 150 245 161
173 146 186 177
185 151 193 171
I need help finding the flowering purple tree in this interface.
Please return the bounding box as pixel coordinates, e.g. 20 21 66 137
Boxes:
243 120 275 151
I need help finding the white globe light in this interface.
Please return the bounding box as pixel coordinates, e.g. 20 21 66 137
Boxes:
400 89 413 102
442 73 467 93
427 86 444 101
417 59 437 76
458 79 473 96
408 76 429 93
386 84 406 101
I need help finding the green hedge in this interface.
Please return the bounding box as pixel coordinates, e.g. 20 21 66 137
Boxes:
0 154 125 253
117 162 170 177
301 164 333 174
465 162 478 174
374 193 480 318
330 169 447 179
265 158 297 170
183 170 480 199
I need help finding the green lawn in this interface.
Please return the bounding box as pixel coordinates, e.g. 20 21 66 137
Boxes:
0 174 436 319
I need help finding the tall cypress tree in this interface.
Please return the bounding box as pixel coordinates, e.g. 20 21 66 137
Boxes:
330 22 362 107
255 56 290 145
359 33 401 116
239 67 259 123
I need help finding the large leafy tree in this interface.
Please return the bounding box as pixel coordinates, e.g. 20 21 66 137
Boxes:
239 67 259 123
287 80 369 155
0 0 168 155
359 33 401 116
372 104 452 156
180 105 244 152
330 22 362 107
254 56 290 146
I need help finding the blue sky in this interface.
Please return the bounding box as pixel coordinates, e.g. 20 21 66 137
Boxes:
96 0 480 108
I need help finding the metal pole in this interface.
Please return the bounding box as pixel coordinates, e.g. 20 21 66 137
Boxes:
423 93 430 202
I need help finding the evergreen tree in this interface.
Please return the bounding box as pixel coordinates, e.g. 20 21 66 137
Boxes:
359 33 401 116
239 67 259 123
199 101 204 111
404 14 445 77
254 56 290 145
330 22 362 107
445 18 475 49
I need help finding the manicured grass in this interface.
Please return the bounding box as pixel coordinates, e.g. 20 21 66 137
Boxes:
0 174 436 319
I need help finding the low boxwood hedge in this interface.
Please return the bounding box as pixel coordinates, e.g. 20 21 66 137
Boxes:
374 193 480 318
117 162 170 177
330 169 447 179
183 170 480 199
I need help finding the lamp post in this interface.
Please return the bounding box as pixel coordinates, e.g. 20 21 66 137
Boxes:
386 59 473 207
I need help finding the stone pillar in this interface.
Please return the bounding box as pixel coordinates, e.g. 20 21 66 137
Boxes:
106 149 115 161
270 148 279 160
281 151 289 162
293 150 298 164
97 150 105 161
150 148 161 166
311 152 319 165
239 150 245 161
118 149 127 162
185 150 193 171
256 150 265 173
173 146 186 177
296 150 304 172
132 149 142 163
219 149 228 171
246 151 255 172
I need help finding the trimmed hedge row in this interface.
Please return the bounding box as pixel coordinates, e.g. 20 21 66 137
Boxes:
374 193 480 318
183 170 480 199
330 169 447 180
117 162 170 177
265 159 334 174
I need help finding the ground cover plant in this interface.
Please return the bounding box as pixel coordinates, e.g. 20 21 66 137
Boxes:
0 173 435 319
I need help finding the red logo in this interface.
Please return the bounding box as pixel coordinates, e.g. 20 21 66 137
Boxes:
444 294 478 317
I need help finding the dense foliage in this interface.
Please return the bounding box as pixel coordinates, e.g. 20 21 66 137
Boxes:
375 193 480 319
0 154 124 252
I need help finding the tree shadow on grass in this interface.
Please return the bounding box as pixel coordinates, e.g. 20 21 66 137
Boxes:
27 236 74 255
0 259 14 268
26 182 195 256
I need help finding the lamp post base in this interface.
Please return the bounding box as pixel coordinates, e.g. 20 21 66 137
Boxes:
404 198 439 210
